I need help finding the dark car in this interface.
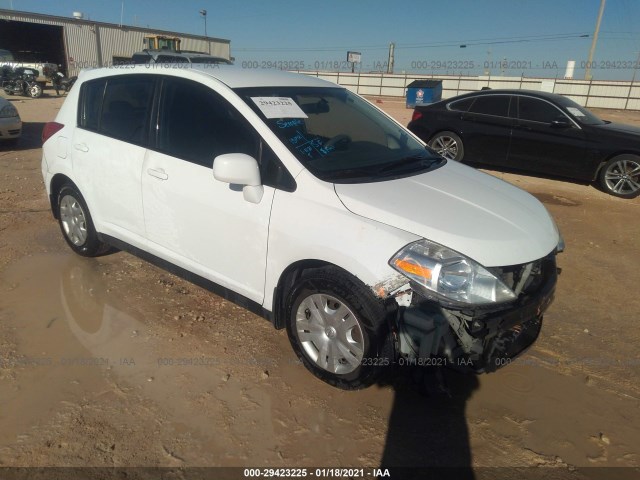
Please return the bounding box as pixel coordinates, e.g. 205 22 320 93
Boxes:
407 89 640 198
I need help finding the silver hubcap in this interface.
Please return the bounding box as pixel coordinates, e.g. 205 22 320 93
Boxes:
60 195 88 246
431 135 459 160
605 159 640 195
295 294 364 375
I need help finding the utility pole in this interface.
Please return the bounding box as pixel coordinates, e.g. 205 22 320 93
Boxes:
585 0 606 80
200 9 209 54
200 9 208 37
387 43 395 74
120 0 124 27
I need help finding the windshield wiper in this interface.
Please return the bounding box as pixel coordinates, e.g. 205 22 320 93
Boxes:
375 155 442 175
324 167 375 180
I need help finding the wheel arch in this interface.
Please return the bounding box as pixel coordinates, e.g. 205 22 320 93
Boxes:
49 173 77 219
270 259 399 330
592 150 640 181
271 259 344 329
427 128 464 143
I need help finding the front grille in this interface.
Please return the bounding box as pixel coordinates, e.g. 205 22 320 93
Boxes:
487 253 556 297
8 129 21 135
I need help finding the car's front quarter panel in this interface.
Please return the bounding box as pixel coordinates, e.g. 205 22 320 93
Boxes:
263 169 421 312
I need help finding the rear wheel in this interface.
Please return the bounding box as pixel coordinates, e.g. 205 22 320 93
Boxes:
57 184 110 256
599 154 640 198
429 131 464 161
286 267 392 389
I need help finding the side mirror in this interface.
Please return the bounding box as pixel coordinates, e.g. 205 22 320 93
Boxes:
551 118 571 128
213 153 264 204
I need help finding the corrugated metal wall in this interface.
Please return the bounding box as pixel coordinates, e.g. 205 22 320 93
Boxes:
0 9 230 76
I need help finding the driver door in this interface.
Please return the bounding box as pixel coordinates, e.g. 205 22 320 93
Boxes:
141 77 275 303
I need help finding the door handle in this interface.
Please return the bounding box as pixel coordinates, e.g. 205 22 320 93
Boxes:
147 168 168 180
73 143 89 152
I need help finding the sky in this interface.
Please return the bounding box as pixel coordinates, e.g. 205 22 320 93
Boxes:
2 0 640 80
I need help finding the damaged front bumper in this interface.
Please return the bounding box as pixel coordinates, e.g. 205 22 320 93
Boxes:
393 253 558 373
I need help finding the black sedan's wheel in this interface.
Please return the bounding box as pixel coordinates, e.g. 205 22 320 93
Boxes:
286 267 392 390
599 155 640 199
57 184 110 256
429 131 464 161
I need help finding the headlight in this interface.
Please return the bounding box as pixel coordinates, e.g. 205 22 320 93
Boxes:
389 239 516 305
0 104 19 118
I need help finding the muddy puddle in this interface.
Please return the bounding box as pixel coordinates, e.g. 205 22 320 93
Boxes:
0 253 638 471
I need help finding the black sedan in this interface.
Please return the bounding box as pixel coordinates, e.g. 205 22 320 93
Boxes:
407 89 640 198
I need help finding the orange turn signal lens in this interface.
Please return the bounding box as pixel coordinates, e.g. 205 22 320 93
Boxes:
394 259 432 279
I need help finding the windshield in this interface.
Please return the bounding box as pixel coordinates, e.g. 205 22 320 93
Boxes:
555 96 605 125
235 86 443 183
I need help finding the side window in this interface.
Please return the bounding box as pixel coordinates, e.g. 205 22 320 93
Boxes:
157 78 259 167
78 78 106 131
468 95 510 117
518 97 564 123
100 75 155 144
448 98 474 112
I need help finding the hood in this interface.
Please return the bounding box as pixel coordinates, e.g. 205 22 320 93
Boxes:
593 121 640 137
334 162 559 267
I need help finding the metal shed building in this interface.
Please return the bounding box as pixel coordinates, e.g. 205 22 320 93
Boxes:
0 8 231 76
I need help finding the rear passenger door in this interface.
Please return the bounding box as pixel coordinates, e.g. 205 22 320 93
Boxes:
72 74 156 241
460 94 514 165
141 77 276 303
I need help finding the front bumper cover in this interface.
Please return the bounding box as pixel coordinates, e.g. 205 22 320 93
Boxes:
396 253 557 373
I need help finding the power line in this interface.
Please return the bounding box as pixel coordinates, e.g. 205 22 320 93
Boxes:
235 32 590 53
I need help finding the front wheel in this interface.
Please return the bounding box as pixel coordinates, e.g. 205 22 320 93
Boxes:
429 131 464 161
598 154 640 198
27 83 43 98
286 267 392 390
57 184 110 256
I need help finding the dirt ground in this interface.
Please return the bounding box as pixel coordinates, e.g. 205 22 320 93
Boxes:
0 89 639 479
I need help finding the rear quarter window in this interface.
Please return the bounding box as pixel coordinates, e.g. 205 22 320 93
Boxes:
448 98 474 112
78 75 156 145
468 95 511 117
78 79 107 131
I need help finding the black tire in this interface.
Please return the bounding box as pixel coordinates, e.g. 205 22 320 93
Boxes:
2 138 18 147
57 184 110 257
429 130 464 161
598 154 640 199
285 266 393 390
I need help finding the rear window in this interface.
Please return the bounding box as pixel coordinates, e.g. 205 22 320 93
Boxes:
131 54 152 64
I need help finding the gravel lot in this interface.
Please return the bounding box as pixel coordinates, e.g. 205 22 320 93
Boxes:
0 89 639 479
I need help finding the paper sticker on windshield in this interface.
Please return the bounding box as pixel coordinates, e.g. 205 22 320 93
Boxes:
567 107 585 117
251 97 308 119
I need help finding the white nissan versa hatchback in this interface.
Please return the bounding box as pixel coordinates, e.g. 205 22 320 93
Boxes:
41 65 563 389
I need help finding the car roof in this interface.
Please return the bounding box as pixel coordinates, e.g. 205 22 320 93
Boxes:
77 64 338 89
446 89 568 103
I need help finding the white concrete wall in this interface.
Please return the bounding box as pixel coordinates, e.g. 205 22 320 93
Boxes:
296 70 640 111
